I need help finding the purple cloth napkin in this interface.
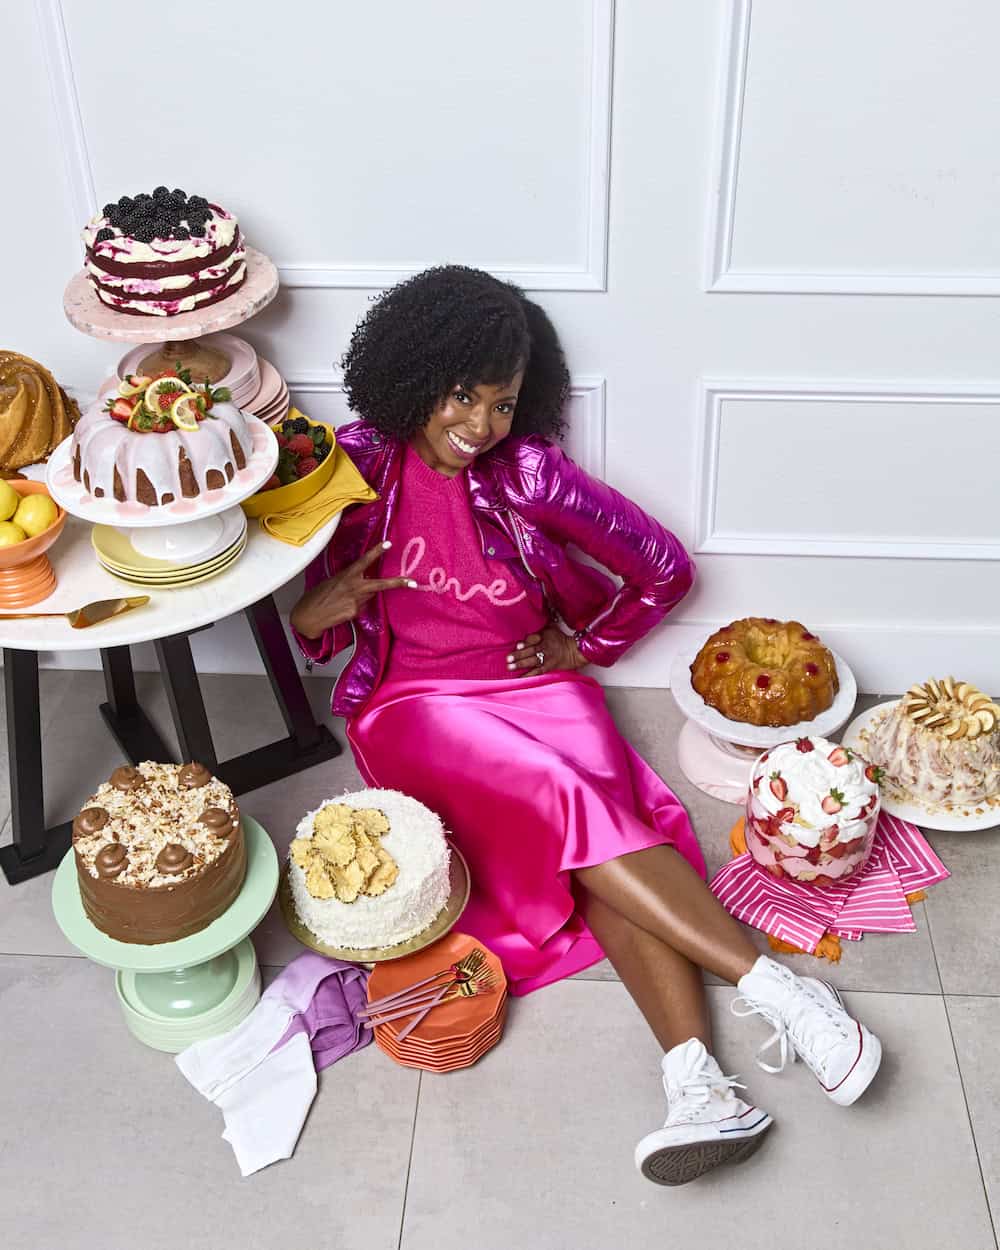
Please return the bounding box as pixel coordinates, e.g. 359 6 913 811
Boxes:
270 952 372 1070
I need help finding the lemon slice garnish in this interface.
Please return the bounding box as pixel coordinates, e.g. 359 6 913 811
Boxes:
144 376 191 412
117 374 150 398
127 400 144 430
170 393 201 431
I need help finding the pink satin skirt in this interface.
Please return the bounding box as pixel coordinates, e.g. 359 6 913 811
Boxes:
347 671 705 995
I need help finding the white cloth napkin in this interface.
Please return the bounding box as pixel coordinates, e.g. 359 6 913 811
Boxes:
176 998 316 1177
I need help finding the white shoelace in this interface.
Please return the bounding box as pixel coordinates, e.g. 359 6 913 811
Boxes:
665 1067 747 1125
730 982 851 1075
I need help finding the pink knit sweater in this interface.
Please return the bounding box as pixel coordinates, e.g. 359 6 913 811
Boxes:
381 446 548 680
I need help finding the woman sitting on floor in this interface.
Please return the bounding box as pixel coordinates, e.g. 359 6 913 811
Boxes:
291 265 882 1187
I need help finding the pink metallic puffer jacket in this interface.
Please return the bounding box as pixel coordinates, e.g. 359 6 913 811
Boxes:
294 420 695 719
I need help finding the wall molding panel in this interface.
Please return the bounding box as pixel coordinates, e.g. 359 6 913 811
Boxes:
704 0 1000 296
37 0 614 292
694 379 1000 560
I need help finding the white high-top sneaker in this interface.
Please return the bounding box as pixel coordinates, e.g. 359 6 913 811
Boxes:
634 1038 773 1186
731 956 882 1107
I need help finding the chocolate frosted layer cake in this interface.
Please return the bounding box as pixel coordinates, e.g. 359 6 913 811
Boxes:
72 761 246 944
81 188 247 317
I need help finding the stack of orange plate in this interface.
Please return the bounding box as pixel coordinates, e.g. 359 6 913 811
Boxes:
367 932 507 1072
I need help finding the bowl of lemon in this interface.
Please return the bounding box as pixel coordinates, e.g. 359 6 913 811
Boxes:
0 479 67 607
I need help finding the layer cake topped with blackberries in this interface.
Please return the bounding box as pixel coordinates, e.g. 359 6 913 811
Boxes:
81 188 247 317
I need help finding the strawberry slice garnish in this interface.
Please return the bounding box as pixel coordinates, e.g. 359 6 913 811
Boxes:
828 746 852 767
821 788 845 815
795 737 814 753
865 764 884 784
769 772 788 802
775 806 797 825
110 398 133 423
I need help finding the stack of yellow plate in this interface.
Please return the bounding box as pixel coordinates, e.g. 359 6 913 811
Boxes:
91 511 248 588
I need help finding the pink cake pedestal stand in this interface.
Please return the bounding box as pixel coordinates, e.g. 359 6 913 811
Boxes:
669 648 858 804
62 247 278 343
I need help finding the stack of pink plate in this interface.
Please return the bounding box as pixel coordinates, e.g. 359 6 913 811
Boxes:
115 333 290 426
239 357 290 425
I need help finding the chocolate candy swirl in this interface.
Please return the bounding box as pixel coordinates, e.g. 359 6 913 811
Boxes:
178 762 212 790
73 807 109 837
110 766 144 792
95 842 128 879
199 807 235 839
156 843 194 875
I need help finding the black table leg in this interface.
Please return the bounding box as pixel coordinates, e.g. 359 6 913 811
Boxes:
245 596 322 749
154 634 219 772
150 595 341 797
0 648 72 884
99 645 175 764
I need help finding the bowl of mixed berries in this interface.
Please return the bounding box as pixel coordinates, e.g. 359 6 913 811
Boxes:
241 411 335 517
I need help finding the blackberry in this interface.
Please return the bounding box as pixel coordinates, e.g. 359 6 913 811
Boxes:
188 195 209 209
153 220 173 239
117 195 134 212
291 416 309 435
188 221 206 236
102 202 116 218
171 187 186 200
94 227 114 243
172 227 190 240
153 185 170 200
132 225 155 243
314 443 329 463
135 192 153 204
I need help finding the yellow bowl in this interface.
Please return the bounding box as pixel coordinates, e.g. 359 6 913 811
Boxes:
241 417 336 519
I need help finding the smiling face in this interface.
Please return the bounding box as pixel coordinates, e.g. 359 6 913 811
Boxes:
410 370 525 477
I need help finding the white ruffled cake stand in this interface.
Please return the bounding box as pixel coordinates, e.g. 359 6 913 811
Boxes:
669 647 858 804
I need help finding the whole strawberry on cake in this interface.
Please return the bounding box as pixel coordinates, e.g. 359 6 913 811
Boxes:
82 188 247 317
71 367 252 506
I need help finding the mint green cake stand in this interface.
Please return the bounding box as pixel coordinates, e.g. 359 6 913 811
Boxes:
52 817 278 1053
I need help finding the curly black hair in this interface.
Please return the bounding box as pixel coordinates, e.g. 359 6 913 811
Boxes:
340 265 569 441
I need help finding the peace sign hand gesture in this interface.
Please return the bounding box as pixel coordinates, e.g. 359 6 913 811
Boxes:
291 541 416 640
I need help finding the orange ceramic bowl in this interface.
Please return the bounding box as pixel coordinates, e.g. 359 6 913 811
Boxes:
0 480 67 568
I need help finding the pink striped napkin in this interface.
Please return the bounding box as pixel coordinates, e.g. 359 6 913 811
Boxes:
709 812 949 955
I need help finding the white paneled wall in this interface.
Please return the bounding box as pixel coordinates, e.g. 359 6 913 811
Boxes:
2 0 998 692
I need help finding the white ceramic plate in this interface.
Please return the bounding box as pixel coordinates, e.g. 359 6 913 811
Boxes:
842 700 1000 831
669 645 858 748
93 506 247 573
45 414 278 528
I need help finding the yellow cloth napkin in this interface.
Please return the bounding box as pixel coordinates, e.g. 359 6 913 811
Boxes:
260 439 377 545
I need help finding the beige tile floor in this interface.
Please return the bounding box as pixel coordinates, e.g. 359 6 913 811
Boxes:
0 672 996 1250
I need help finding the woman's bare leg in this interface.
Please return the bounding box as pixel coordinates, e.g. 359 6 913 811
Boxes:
578 888 712 1052
574 844 759 986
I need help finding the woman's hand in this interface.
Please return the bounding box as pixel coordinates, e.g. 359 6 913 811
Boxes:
290 541 416 639
506 623 588 677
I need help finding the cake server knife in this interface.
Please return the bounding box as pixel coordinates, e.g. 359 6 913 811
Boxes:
0 596 150 628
